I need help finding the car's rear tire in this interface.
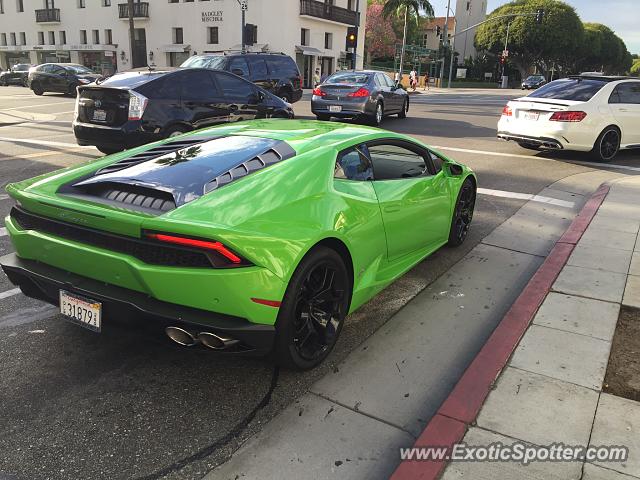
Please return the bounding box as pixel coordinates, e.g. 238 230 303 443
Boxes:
67 83 78 96
316 114 330 121
278 90 292 103
591 126 620 163
517 142 540 151
369 102 383 127
31 82 44 95
164 125 190 138
97 146 122 155
273 246 351 370
398 98 408 118
448 177 476 247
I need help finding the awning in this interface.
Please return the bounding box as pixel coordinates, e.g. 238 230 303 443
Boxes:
161 44 190 53
295 45 324 56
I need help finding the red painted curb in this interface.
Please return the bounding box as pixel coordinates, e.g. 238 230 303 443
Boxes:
390 183 610 480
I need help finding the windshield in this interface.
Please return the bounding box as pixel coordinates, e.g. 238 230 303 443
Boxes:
66 65 94 74
527 78 606 102
326 72 370 84
181 56 227 70
13 64 30 71
526 76 544 82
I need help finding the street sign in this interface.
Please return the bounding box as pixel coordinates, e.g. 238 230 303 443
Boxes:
240 0 248 10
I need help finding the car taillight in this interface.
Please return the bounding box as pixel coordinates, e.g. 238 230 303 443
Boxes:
312 87 325 96
502 105 512 116
128 90 148 121
348 87 370 97
549 111 587 122
145 232 244 265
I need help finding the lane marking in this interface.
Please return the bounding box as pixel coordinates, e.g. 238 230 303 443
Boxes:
52 110 76 115
3 101 73 111
477 187 575 208
0 149 94 160
0 194 9 200
0 288 21 300
0 227 7 237
0 136 94 149
431 144 640 172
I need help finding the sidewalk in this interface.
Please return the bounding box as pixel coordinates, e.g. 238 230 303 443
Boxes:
206 171 626 479
399 176 640 480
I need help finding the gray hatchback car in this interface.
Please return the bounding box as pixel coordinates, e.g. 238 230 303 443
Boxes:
311 70 409 126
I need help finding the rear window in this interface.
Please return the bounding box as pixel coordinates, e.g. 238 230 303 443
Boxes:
100 71 168 89
528 78 606 102
181 55 226 70
326 72 370 84
265 56 298 75
13 64 30 71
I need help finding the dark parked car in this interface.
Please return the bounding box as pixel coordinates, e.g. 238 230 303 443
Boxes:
521 75 546 90
311 70 409 126
181 53 303 103
28 63 101 96
73 68 294 154
0 64 32 86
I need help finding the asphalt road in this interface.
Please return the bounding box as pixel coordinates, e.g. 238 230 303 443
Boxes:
0 85 639 480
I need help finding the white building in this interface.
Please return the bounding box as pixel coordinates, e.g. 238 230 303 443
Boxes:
0 0 366 87
453 0 487 61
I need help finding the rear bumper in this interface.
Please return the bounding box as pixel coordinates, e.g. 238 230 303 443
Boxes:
311 97 373 118
497 131 564 149
73 120 159 150
291 89 303 103
0 253 275 354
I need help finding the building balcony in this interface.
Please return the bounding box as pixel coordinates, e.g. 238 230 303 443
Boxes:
35 8 60 23
300 0 359 26
118 2 149 19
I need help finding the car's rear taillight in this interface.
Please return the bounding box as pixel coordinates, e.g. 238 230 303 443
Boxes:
312 87 326 96
128 90 148 121
348 87 370 98
549 111 587 122
146 232 243 264
502 105 512 116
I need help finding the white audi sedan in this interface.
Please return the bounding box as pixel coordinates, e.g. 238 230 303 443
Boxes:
497 75 640 162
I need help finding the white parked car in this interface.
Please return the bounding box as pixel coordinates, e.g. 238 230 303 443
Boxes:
497 75 640 162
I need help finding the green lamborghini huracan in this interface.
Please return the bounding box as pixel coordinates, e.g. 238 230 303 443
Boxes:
1 120 476 369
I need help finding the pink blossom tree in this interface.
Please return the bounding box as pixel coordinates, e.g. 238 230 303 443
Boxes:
365 3 398 61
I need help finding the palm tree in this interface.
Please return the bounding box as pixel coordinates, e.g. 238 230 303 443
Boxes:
381 0 435 82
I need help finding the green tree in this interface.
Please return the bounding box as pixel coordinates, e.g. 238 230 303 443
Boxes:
381 0 434 76
631 59 640 76
474 0 583 79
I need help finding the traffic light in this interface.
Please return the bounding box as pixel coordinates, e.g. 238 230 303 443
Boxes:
499 55 505 65
244 24 257 45
346 27 358 49
535 8 544 24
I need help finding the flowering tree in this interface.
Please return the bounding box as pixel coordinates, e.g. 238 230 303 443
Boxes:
365 3 398 60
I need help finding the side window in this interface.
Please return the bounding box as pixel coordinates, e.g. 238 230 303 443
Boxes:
141 76 181 99
248 57 268 78
384 75 396 88
180 71 219 101
214 72 254 102
609 83 640 104
335 146 373 181
374 73 385 87
266 56 297 76
52 66 65 76
228 57 249 78
428 150 444 174
39 64 52 73
368 143 428 180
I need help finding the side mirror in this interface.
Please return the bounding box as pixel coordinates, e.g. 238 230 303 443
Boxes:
447 163 463 176
232 68 245 77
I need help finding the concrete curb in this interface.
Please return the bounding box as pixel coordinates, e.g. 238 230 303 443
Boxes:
390 183 611 480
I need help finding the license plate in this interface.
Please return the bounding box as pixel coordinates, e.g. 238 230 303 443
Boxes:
523 111 539 121
59 290 102 332
92 109 107 121
329 105 342 113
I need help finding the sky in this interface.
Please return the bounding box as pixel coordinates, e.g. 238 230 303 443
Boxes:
428 0 640 54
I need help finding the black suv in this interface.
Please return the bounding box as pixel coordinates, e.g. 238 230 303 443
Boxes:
28 63 101 96
73 68 294 154
0 64 32 86
181 53 303 103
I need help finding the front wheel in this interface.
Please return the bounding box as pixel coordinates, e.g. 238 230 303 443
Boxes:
31 82 44 95
398 99 408 118
368 102 383 127
97 146 122 155
273 246 351 370
591 126 620 163
164 125 189 138
278 91 292 103
448 177 476 247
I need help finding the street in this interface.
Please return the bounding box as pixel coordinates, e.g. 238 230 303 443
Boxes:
1 85 639 480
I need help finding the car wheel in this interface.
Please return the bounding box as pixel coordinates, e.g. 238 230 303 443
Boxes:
164 125 189 138
398 98 408 119
67 83 78 96
273 246 351 370
517 142 540 151
369 102 383 127
448 177 476 247
31 82 44 96
591 126 620 163
316 114 330 121
278 91 292 103
97 146 123 155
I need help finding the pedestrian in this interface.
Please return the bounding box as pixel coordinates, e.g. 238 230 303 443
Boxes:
424 71 430 91
313 68 321 87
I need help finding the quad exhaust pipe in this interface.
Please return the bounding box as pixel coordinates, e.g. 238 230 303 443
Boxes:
165 326 239 350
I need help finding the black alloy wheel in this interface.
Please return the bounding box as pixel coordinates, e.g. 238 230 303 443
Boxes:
592 127 620 163
274 247 350 370
448 177 476 246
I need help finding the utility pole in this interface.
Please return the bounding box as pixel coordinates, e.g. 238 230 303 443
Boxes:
447 18 456 88
439 0 451 88
501 20 512 88
127 0 135 67
398 7 408 83
238 0 248 53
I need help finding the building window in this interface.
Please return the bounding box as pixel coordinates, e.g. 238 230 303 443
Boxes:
324 32 332 49
0 0 4 14
92 29 99 44
208 26 218 44
38 31 45 45
19 31 25 44
102 0 111 5
301 28 310 46
105 29 112 44
48 31 54 44
78 0 85 8
59 30 66 44
9 32 16 45
0 33 6 45
185 0 194 2
168 0 179 3
173 27 183 44
16 0 23 12
80 29 87 44
347 0 355 10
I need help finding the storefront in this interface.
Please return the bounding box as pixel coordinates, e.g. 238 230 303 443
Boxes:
34 49 71 64
163 45 191 67
79 50 117 75
295 45 324 88
0 46 33 69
